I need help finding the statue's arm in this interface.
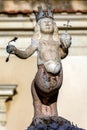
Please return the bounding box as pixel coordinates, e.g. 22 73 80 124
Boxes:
15 44 37 59
6 39 38 59
59 32 72 59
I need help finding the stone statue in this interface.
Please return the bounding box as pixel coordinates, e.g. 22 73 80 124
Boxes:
6 4 71 123
6 6 83 130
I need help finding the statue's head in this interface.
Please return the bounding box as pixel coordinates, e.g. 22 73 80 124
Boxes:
33 6 59 41
38 18 54 34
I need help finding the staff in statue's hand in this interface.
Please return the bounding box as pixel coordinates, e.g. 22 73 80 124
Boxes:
6 37 18 62
60 19 72 48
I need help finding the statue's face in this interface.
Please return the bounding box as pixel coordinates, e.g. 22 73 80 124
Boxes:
39 18 54 34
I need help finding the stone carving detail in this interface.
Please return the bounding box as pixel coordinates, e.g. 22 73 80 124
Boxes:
6 6 84 130
0 85 17 130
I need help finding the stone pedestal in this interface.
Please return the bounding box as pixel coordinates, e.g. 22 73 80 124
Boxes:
0 85 17 130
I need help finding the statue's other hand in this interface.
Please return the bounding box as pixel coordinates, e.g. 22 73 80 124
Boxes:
60 32 72 48
6 45 16 54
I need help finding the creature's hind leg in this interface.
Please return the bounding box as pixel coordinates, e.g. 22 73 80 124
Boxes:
31 80 58 119
50 102 58 116
31 80 43 118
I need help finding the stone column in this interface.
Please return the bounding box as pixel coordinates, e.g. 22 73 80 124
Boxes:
0 85 17 130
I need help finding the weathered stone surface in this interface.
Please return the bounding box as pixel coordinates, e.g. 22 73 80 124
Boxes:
27 116 84 130
0 0 87 14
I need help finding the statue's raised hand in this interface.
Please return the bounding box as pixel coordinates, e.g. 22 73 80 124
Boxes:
6 45 16 54
60 32 72 48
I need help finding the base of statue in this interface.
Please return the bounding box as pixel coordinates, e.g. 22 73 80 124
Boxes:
27 116 85 130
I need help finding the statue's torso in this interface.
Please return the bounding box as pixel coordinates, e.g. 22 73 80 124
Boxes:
37 39 61 65
33 39 63 105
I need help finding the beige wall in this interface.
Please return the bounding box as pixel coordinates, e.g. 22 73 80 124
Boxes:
58 56 87 129
1 56 36 130
0 56 87 130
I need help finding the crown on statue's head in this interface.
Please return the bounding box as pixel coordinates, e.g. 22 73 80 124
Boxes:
33 6 53 22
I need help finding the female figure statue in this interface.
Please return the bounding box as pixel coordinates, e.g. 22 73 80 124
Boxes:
6 6 71 121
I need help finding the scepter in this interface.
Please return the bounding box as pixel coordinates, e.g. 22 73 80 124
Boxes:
63 19 72 32
6 37 18 62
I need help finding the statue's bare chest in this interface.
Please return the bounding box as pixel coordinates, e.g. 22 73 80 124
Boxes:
38 40 59 51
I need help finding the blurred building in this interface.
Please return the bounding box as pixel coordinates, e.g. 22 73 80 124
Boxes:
0 0 87 130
